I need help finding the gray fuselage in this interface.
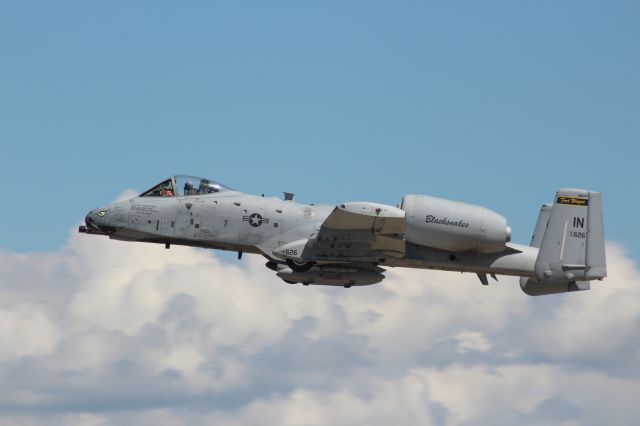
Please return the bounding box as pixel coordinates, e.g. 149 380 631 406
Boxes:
84 190 538 278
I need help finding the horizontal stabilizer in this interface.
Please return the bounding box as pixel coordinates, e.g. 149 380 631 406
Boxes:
520 277 590 296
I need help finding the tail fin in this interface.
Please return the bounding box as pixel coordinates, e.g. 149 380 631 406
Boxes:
520 189 606 296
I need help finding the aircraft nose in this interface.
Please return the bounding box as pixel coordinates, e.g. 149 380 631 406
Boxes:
80 206 113 235
85 207 107 224
85 209 96 224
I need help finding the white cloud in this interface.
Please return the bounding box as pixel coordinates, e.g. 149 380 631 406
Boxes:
452 331 492 354
525 245 640 361
0 304 59 361
0 219 638 425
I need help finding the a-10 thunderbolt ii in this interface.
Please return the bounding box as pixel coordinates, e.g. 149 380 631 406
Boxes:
79 175 606 296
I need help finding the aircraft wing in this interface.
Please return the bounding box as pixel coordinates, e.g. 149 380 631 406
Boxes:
308 202 406 261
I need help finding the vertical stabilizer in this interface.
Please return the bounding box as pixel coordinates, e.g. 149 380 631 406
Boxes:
521 189 606 296
534 189 606 283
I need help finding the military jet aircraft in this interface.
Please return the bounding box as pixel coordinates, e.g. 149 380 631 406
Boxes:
79 175 606 296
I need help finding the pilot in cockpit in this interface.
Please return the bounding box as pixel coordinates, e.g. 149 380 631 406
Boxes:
197 179 221 194
184 181 197 195
198 179 209 194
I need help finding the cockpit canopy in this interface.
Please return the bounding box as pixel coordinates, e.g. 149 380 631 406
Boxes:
140 175 233 197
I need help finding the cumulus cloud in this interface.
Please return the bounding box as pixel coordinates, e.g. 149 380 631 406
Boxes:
0 221 638 425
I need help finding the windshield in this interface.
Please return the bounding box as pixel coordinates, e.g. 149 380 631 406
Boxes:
140 175 233 197
140 178 175 197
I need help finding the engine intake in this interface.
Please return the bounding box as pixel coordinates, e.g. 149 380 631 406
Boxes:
400 194 510 254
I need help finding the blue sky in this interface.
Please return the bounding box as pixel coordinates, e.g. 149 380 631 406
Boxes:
1 1 638 257
1 3 640 425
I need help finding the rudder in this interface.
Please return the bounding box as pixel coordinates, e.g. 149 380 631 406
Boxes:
521 189 606 296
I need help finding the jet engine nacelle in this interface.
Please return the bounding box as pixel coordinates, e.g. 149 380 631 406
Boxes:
400 194 511 254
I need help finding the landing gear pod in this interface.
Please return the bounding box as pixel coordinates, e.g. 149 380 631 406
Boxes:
272 239 316 272
286 258 315 272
